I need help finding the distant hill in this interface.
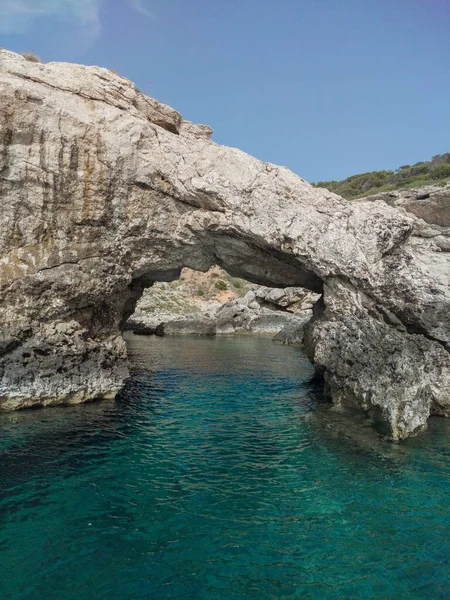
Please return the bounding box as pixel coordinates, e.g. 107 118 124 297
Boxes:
313 153 450 200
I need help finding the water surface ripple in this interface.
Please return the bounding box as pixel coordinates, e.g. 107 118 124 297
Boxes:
1 336 449 599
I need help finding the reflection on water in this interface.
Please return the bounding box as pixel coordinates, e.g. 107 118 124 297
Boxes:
0 335 449 599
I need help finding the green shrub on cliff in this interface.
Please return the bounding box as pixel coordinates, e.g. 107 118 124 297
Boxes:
21 52 41 63
314 152 450 199
215 280 227 291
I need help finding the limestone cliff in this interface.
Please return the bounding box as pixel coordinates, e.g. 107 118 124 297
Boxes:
1 49 449 439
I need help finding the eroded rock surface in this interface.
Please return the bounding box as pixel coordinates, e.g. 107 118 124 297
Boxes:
127 274 317 337
214 287 316 335
364 185 450 228
1 50 449 439
364 186 450 252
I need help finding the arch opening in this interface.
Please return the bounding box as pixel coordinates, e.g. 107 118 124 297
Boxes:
123 263 322 340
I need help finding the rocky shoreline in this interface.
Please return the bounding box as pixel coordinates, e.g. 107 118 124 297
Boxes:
1 49 449 440
126 272 318 344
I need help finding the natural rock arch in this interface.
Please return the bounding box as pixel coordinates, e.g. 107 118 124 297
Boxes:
1 49 449 439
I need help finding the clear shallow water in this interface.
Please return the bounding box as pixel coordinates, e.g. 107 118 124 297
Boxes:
1 336 450 600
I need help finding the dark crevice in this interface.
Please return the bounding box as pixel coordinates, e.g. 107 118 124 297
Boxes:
400 320 450 353
133 181 152 191
0 339 22 359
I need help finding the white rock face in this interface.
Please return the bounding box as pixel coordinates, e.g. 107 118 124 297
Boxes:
0 49 449 439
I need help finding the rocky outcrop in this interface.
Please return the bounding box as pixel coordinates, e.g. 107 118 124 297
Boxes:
273 319 311 346
214 288 316 334
1 49 449 439
155 318 216 337
253 285 318 312
127 282 316 336
364 186 450 252
126 265 251 333
363 185 450 227
304 185 450 438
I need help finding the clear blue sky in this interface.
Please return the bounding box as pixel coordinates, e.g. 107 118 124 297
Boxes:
1 0 449 182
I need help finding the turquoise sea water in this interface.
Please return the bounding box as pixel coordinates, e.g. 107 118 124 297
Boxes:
1 335 449 599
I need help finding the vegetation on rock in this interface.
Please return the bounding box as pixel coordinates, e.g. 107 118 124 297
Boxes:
314 153 450 199
21 52 41 63
134 267 253 321
215 279 228 291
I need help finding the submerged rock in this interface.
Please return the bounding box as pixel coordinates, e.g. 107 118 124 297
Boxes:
0 49 449 439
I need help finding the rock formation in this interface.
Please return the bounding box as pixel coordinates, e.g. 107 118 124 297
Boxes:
0 49 449 439
127 270 317 337
126 265 251 334
214 287 316 335
364 185 450 251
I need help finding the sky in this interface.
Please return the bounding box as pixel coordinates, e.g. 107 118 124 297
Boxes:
0 0 449 182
